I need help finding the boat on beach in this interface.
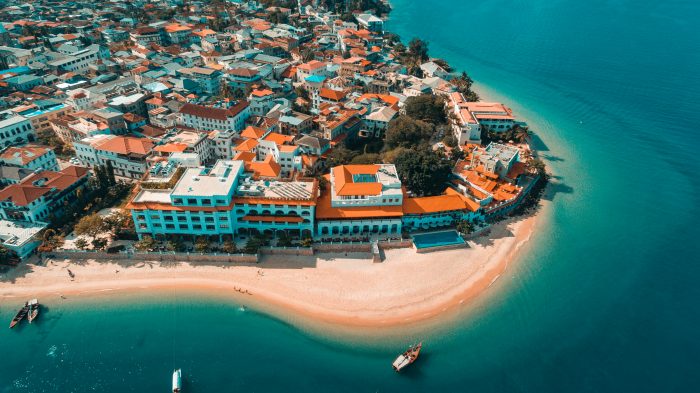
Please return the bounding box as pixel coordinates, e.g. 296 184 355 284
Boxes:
9 302 30 328
27 299 39 323
172 369 182 392
392 342 422 372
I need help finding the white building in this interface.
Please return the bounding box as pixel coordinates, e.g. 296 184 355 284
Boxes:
179 102 250 132
448 92 517 145
45 44 110 74
248 88 275 116
74 134 154 179
0 145 59 172
128 160 316 239
355 13 384 33
0 112 35 148
316 164 404 236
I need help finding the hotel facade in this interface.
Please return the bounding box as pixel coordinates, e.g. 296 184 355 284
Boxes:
128 162 489 240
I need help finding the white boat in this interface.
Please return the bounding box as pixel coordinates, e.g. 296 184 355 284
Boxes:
27 299 39 323
392 342 422 372
172 369 182 392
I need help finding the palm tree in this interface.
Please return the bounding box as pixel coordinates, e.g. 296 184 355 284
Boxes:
513 125 531 144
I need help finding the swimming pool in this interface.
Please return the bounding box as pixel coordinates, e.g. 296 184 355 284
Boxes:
412 230 466 250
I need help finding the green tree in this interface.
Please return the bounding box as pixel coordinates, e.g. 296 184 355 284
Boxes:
194 236 210 253
350 153 381 165
394 148 452 196
527 157 547 177
222 240 237 254
0 245 19 265
326 147 358 167
74 238 89 250
408 38 429 63
244 236 267 254
105 161 116 186
92 238 108 251
385 115 434 149
513 125 531 144
405 94 446 124
300 237 313 248
134 235 155 251
74 213 105 240
103 210 133 233
456 220 475 235
443 134 458 149
381 147 409 164
277 232 293 247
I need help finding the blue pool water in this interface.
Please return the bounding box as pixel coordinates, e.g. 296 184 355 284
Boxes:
412 230 465 249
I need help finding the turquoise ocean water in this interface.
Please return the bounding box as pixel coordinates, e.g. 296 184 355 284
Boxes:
2 0 700 391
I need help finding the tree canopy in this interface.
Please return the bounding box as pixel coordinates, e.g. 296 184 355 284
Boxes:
74 213 105 239
394 148 452 196
385 115 434 149
404 94 446 124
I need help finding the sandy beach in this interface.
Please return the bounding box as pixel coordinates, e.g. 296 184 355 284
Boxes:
0 212 540 329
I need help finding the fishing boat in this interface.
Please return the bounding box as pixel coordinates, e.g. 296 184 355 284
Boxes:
392 342 422 372
172 369 182 392
9 302 29 329
27 299 39 323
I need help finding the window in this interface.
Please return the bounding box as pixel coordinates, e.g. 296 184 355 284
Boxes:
187 198 197 205
206 225 215 231
202 199 212 205
193 225 202 230
173 198 183 205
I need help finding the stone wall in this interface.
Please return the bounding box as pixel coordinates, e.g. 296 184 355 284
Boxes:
260 246 314 256
45 250 259 264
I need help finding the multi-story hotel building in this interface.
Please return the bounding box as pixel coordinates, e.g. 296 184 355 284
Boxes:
128 161 490 241
316 164 405 236
127 160 317 240
448 92 517 145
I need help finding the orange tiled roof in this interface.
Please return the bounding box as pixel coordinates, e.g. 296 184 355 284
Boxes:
241 125 267 139
96 136 154 155
233 151 256 162
235 139 258 152
154 143 188 153
263 132 294 146
0 145 51 165
402 193 472 215
244 155 281 178
316 174 402 220
332 165 382 196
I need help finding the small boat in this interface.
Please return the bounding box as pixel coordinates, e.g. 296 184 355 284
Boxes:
9 302 30 329
27 299 39 323
392 342 422 372
172 369 182 392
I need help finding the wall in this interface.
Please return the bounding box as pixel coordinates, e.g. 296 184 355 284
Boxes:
45 250 259 263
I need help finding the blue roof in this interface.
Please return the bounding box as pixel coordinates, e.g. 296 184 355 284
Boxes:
0 66 30 76
305 75 326 83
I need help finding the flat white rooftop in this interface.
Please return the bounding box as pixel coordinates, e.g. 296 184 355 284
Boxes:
0 220 46 247
133 189 172 204
171 160 242 198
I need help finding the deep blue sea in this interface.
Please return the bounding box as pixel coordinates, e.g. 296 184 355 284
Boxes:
2 0 700 391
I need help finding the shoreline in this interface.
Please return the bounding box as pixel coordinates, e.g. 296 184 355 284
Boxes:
0 210 544 333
